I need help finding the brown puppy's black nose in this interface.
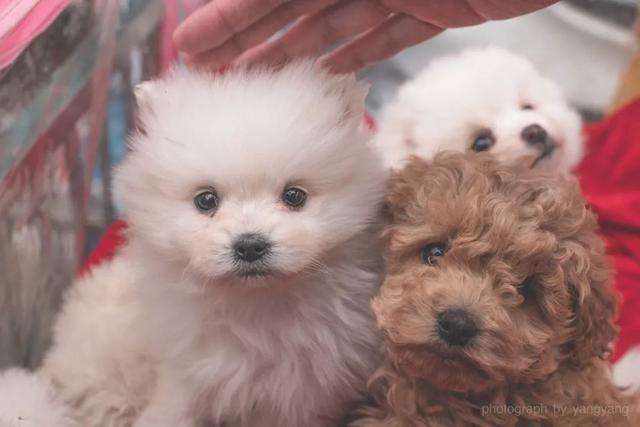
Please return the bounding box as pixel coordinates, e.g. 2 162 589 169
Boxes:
521 124 549 146
233 234 271 263
437 309 478 346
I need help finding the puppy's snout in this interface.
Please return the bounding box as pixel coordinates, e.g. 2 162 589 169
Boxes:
521 124 550 148
232 233 272 263
437 309 478 346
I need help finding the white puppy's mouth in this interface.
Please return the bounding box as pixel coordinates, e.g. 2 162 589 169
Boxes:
228 232 276 279
209 234 328 283
232 261 274 279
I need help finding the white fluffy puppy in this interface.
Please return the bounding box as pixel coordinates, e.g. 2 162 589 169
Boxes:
0 369 78 427
376 46 583 173
39 62 386 427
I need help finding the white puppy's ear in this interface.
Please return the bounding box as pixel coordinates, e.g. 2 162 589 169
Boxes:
327 74 370 122
134 81 156 112
345 78 370 121
133 81 159 136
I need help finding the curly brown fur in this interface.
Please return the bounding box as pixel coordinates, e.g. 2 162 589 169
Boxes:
352 152 639 426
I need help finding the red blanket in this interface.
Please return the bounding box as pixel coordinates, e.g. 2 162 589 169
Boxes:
80 100 640 362
576 99 640 362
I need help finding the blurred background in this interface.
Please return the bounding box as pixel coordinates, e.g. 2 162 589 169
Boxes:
0 0 638 370
363 0 640 119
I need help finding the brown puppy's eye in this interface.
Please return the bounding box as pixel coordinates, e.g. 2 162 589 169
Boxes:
519 277 536 302
471 134 494 152
421 243 447 265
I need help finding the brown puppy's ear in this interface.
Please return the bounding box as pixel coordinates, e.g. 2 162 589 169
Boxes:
520 172 618 367
384 156 432 223
563 211 618 367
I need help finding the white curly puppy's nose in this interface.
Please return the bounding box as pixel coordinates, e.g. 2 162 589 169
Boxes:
522 124 551 147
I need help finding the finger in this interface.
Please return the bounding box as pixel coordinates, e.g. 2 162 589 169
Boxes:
174 0 288 55
321 14 443 74
381 0 485 27
187 0 340 69
235 0 391 69
381 0 558 28
464 0 559 20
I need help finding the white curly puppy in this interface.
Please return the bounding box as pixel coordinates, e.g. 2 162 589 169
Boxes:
32 62 385 427
376 46 583 173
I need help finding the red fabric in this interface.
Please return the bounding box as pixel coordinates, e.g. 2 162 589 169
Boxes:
364 112 377 132
77 219 128 277
576 99 640 362
0 0 71 70
80 103 640 360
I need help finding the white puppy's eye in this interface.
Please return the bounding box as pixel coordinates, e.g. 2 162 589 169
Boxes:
194 190 219 213
521 104 534 110
282 186 307 209
471 134 495 152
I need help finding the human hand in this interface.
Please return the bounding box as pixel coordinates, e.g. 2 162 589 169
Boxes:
173 0 558 73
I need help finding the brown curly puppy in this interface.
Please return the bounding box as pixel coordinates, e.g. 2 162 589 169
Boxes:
353 152 639 427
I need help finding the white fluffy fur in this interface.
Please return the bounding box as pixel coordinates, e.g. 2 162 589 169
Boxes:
376 46 583 173
0 368 77 427
39 62 386 427
613 346 640 390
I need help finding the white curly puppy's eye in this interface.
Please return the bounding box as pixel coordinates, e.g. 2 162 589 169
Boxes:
282 186 307 209
194 190 219 213
521 104 534 110
471 133 495 152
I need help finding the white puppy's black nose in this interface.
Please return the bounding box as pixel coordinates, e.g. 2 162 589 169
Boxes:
437 309 478 346
521 124 549 147
233 234 271 263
